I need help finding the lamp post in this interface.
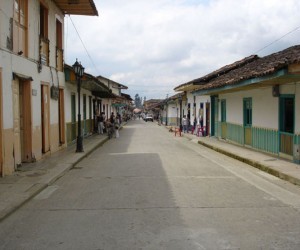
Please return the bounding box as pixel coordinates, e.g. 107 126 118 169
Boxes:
73 59 85 153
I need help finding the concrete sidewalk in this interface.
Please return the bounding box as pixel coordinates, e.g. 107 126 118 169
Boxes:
0 133 109 222
181 131 300 186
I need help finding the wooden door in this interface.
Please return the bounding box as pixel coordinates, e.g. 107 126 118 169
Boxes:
71 94 76 141
59 88 65 144
20 81 32 162
243 98 252 146
41 84 50 153
13 80 21 166
13 79 32 165
83 95 87 135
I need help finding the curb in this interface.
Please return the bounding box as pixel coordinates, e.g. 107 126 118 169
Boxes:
0 135 110 223
197 140 300 186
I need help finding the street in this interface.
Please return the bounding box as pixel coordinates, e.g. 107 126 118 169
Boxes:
1 120 300 250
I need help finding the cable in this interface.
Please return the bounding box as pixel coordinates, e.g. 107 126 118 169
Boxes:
254 25 300 54
68 16 99 74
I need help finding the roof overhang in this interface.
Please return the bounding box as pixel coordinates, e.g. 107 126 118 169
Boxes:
81 79 108 92
92 91 116 98
193 69 300 96
53 0 98 16
174 82 199 92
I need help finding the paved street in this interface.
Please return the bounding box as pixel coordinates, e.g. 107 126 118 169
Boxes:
1 120 300 250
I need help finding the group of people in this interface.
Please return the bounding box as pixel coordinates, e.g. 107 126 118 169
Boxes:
96 111 121 138
182 115 203 134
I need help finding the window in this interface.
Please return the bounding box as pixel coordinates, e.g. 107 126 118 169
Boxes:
13 0 28 55
39 2 49 66
56 19 63 71
221 100 226 122
243 98 252 126
40 4 48 38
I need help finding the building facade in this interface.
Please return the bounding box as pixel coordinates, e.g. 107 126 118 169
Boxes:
0 0 97 176
194 45 300 163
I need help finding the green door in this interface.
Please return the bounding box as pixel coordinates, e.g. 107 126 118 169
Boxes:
279 95 294 156
83 95 87 135
243 98 252 146
221 99 227 139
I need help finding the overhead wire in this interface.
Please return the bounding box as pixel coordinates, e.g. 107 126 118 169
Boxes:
254 25 300 54
68 15 99 74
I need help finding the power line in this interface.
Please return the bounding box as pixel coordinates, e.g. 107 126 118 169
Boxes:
254 25 300 54
68 16 99 74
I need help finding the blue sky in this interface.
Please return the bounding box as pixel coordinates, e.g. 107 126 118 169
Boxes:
65 0 300 100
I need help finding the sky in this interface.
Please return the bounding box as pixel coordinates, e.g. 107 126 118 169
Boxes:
64 0 300 100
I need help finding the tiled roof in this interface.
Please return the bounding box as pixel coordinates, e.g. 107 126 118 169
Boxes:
193 55 258 84
174 54 258 91
195 45 300 92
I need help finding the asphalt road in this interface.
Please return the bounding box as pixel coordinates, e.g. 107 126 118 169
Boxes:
1 120 300 250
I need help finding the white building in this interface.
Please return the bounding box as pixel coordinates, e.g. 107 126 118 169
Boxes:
64 65 110 145
174 84 210 133
0 1 98 176
194 45 300 163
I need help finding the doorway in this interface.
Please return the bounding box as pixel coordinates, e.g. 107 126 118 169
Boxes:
13 78 32 164
243 98 252 146
59 88 65 145
71 94 76 141
41 84 50 153
279 95 294 157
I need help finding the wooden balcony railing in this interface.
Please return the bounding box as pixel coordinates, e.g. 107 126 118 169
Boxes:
39 37 49 66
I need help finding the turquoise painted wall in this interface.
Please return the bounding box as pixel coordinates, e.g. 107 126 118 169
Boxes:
252 127 279 154
227 123 244 145
220 122 280 155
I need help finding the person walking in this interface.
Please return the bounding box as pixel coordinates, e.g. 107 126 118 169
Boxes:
182 115 188 133
96 109 101 134
110 112 115 137
98 112 105 134
115 113 120 138
193 117 197 135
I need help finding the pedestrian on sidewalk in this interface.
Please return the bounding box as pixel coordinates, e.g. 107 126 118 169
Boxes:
182 115 188 133
110 112 116 137
96 109 101 134
98 112 105 134
193 117 197 135
115 113 120 138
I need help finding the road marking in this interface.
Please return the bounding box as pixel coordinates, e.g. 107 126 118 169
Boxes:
34 185 59 200
182 140 300 210
109 152 146 155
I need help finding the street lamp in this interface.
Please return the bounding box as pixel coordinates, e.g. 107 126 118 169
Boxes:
73 59 85 152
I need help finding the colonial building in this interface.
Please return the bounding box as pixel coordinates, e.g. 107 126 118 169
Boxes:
193 45 300 163
0 1 98 176
64 64 110 145
97 76 128 118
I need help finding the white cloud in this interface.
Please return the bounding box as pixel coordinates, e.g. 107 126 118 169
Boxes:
65 0 300 99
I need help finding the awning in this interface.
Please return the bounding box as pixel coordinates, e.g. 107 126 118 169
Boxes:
53 0 98 16
112 103 126 107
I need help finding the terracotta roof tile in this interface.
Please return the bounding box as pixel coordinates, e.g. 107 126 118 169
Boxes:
195 45 300 92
